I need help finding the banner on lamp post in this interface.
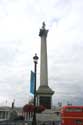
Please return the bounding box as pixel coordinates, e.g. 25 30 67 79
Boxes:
30 70 35 95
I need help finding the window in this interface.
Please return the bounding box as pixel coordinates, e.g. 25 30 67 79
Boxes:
75 120 83 125
65 108 82 112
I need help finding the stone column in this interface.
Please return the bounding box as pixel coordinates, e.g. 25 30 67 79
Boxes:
39 22 48 86
36 22 54 109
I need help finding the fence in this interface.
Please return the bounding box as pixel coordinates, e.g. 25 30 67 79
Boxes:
0 120 32 125
0 120 61 125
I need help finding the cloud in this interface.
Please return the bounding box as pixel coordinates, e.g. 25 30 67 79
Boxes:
0 0 83 106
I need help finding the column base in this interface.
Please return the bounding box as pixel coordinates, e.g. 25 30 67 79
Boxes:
36 85 54 109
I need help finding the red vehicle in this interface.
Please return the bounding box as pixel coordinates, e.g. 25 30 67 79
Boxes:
61 106 83 125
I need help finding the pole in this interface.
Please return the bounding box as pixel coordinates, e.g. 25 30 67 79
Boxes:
32 55 38 125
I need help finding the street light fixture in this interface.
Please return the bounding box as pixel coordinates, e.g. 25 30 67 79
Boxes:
32 53 39 125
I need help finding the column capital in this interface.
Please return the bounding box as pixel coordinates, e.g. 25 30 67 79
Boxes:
39 22 48 37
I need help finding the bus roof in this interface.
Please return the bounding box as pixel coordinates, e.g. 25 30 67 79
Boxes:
62 105 83 109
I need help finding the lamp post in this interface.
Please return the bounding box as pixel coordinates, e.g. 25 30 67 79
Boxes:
32 53 39 125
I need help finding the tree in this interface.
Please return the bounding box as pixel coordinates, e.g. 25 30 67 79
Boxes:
23 104 46 113
23 104 35 112
36 105 46 113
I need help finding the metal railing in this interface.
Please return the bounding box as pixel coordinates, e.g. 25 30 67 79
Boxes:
0 120 61 125
0 120 32 125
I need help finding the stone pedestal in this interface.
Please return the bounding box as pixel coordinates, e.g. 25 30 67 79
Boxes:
36 22 54 109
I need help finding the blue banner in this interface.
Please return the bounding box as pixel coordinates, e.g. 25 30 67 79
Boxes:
30 71 35 94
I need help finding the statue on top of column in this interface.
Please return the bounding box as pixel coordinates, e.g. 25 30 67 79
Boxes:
39 22 48 37
42 22 46 29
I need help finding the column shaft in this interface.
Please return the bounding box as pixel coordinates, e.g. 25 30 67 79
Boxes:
40 36 48 86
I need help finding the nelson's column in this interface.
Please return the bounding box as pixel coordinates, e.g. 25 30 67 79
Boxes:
36 22 54 109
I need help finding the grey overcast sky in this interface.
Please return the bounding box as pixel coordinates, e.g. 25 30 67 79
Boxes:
0 0 83 107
